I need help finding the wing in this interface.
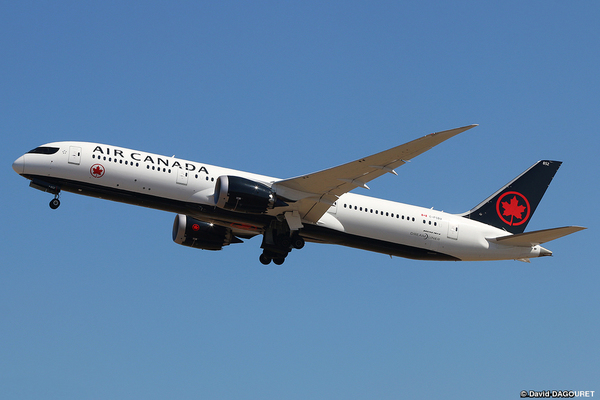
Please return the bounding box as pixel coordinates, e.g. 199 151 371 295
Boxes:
273 124 477 223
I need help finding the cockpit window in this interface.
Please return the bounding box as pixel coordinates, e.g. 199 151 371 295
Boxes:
28 146 60 155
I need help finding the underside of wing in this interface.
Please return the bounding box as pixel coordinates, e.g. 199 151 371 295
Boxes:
274 124 477 222
488 226 586 246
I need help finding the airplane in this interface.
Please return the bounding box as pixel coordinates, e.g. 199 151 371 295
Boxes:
12 125 585 265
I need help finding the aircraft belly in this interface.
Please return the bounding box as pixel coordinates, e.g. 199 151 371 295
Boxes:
301 223 458 261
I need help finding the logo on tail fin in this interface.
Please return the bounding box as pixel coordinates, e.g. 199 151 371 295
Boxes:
496 191 530 227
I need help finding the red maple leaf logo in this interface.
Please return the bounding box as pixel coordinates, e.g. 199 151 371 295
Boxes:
496 191 530 226
501 196 526 225
90 164 105 178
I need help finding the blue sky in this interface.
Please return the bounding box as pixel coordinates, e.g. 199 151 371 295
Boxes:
2 1 598 399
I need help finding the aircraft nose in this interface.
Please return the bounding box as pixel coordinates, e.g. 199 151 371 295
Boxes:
12 155 25 174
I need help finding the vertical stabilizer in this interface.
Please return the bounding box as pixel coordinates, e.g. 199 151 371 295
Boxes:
461 160 561 234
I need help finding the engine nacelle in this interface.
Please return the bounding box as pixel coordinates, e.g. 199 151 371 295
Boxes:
172 214 240 250
214 175 286 214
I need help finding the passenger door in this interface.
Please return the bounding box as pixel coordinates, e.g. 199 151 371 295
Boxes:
447 222 459 240
176 168 189 185
68 146 82 165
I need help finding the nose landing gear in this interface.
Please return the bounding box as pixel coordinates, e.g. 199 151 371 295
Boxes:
29 179 62 210
49 196 61 209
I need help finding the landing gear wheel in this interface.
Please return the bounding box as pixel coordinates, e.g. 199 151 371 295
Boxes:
259 253 272 265
272 257 285 265
49 198 61 209
292 236 305 249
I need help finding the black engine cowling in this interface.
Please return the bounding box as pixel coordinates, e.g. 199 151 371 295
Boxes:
172 214 241 250
214 175 287 214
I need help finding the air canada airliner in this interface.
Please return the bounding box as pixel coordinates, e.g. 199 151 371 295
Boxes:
12 125 585 265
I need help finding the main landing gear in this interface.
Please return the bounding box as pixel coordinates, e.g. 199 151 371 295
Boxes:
259 220 305 265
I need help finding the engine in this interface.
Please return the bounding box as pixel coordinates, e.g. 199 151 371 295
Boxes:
214 175 287 214
172 214 241 250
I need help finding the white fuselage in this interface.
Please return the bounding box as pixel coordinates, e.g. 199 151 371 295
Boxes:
13 141 548 261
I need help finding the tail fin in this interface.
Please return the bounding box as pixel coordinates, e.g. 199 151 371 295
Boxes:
461 160 562 234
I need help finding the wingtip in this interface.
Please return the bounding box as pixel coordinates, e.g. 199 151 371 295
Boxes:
451 124 478 133
432 124 478 137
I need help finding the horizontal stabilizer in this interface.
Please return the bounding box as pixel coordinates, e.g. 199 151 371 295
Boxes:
488 226 586 247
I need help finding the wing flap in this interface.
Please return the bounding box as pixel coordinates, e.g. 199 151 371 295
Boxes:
488 226 586 246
